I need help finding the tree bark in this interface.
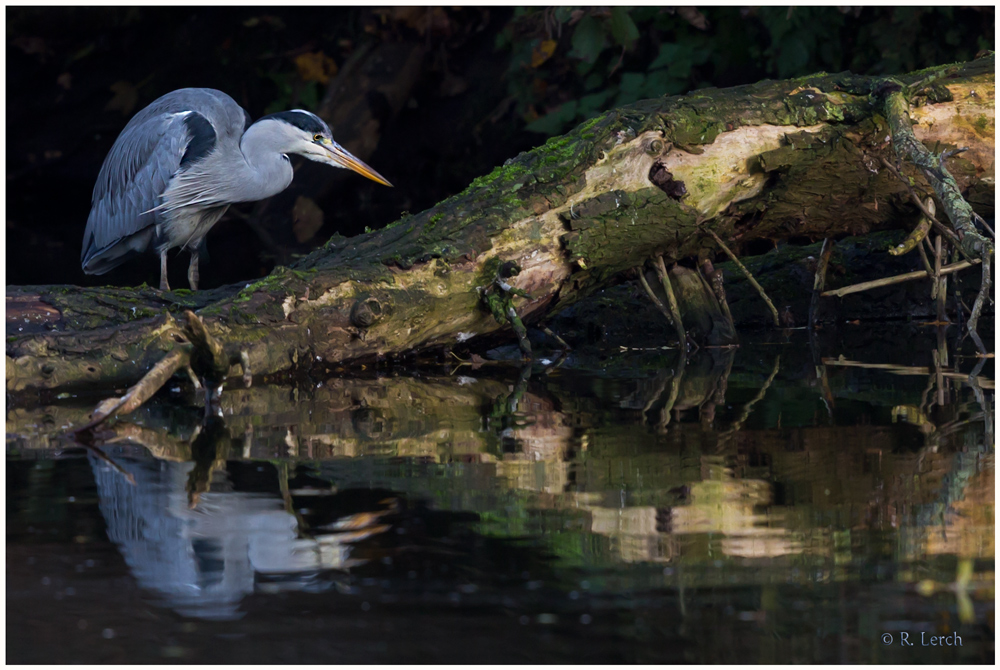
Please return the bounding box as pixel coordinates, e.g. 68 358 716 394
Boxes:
6 56 995 393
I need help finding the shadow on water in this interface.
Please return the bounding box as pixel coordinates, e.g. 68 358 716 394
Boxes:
6 328 995 663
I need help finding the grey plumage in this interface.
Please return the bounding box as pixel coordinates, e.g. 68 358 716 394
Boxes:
82 87 391 290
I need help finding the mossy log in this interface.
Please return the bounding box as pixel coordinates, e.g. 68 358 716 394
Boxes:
6 56 994 394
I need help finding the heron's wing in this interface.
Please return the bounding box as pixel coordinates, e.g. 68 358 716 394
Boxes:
81 111 214 273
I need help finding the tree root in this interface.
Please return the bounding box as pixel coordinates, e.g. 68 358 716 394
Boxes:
879 84 994 349
653 256 688 348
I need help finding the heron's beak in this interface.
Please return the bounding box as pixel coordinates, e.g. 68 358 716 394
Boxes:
320 141 393 187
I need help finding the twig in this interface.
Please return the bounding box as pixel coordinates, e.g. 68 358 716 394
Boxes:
73 347 191 434
967 253 992 351
699 258 735 332
541 326 572 351
967 357 994 448
704 229 780 326
809 239 834 329
939 146 969 161
643 355 687 431
972 212 994 239
934 235 948 321
822 259 980 298
79 444 137 486
821 357 994 389
721 354 781 436
71 311 234 435
653 256 688 347
916 235 934 274
636 267 677 327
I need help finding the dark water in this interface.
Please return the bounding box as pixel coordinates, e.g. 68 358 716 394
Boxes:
7 333 995 663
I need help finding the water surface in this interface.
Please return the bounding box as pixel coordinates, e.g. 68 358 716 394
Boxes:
7 331 994 663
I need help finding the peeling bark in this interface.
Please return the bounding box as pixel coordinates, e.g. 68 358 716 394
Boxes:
6 56 995 394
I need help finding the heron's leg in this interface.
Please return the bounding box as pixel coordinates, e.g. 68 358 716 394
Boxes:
159 250 171 291
188 250 200 291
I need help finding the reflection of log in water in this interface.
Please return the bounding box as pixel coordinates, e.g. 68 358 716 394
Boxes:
620 348 736 432
89 440 564 620
8 360 991 617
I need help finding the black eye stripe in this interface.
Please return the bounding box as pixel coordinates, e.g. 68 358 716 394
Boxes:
258 110 329 135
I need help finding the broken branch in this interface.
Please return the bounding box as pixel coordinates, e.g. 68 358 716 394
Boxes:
705 229 780 327
821 259 981 298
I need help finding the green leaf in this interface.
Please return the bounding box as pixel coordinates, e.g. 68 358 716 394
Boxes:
570 14 607 64
776 35 809 78
615 73 646 107
649 42 683 70
619 72 646 93
609 8 640 50
642 70 674 97
525 100 579 135
583 72 605 91
579 90 612 116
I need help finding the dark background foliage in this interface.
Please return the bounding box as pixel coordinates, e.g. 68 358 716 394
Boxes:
6 6 993 288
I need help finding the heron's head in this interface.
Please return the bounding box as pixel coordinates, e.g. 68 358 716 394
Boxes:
251 110 392 186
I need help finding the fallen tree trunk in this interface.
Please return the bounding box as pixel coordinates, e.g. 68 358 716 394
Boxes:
7 56 994 393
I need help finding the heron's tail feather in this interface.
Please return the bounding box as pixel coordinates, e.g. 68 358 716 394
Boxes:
81 227 156 275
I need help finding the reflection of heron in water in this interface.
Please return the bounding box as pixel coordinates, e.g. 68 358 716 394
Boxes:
90 453 388 620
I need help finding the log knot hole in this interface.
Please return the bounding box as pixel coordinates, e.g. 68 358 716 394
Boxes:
649 161 687 200
498 260 521 280
351 298 383 328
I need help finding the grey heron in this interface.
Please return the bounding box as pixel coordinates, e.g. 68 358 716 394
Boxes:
81 88 391 291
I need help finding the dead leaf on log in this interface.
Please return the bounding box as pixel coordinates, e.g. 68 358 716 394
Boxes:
292 195 325 243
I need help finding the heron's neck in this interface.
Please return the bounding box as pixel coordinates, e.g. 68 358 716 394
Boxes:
231 129 295 202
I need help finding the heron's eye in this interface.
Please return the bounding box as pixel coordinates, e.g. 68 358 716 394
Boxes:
313 134 324 142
